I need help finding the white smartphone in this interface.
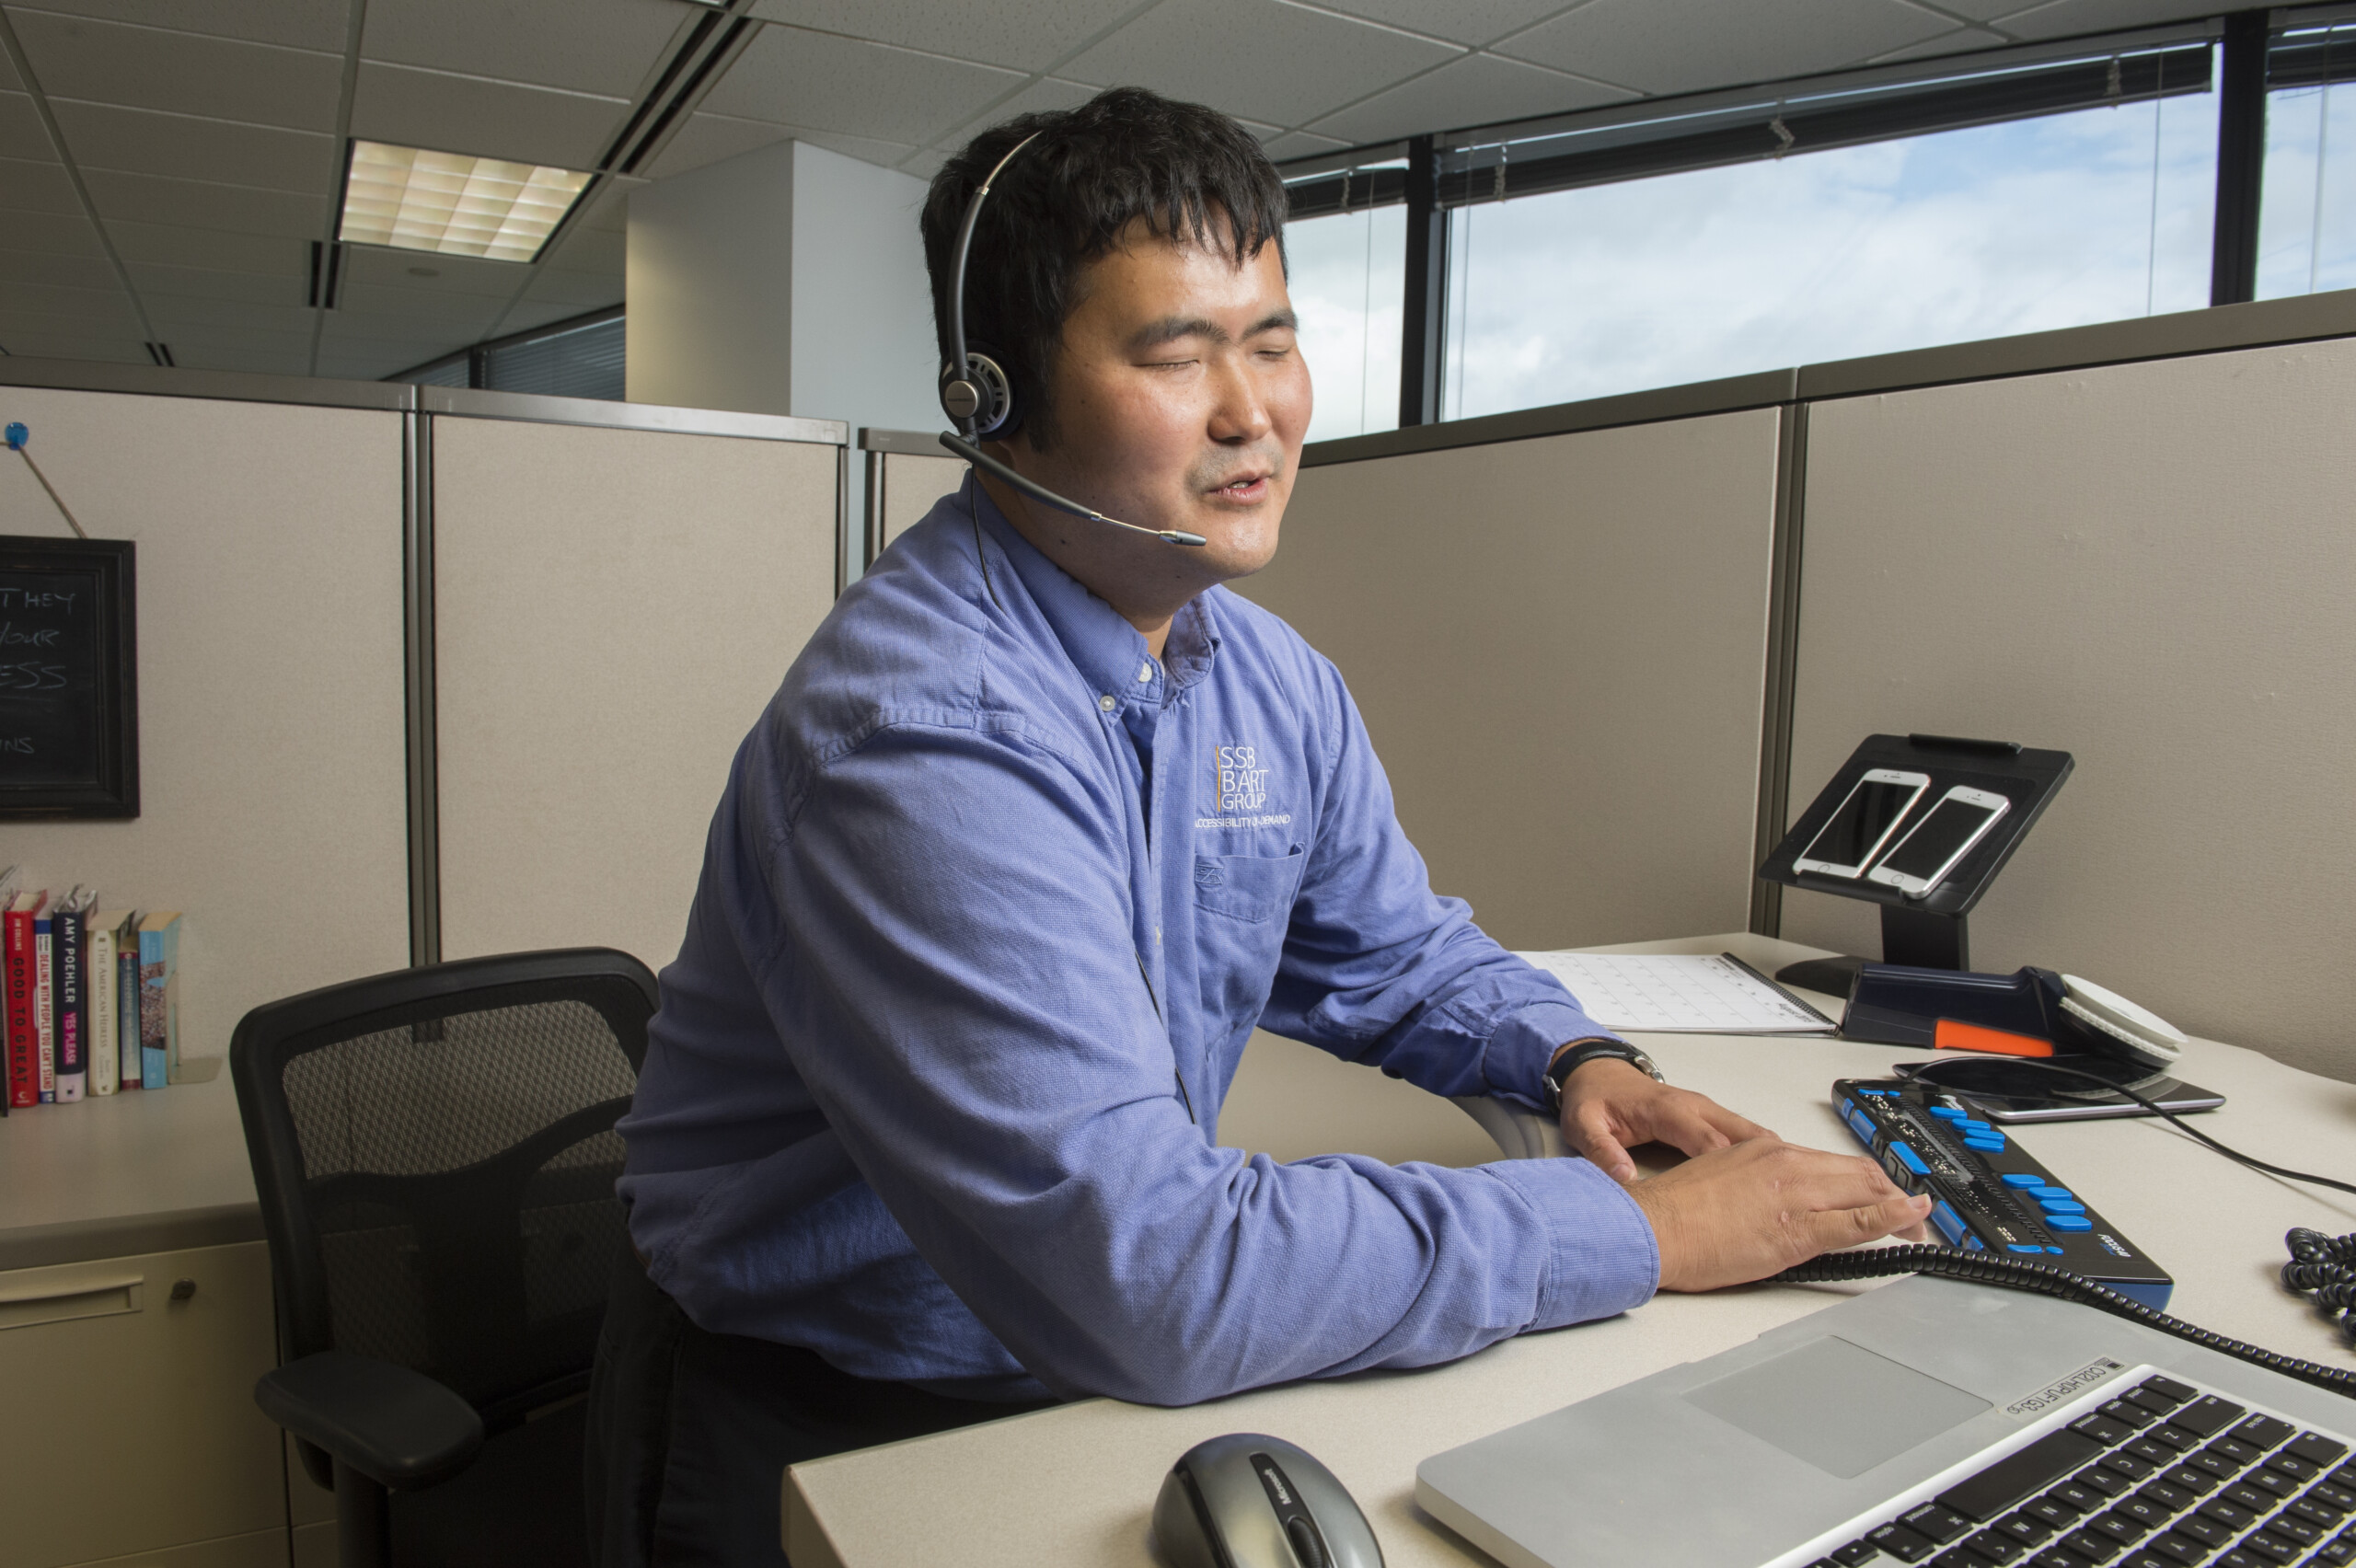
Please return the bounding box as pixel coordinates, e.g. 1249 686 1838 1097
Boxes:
1792 767 1931 879
1865 785 2011 897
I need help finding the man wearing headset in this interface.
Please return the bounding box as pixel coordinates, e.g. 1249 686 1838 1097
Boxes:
591 86 1929 1566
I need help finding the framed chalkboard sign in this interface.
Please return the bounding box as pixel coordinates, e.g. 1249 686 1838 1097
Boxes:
0 535 138 817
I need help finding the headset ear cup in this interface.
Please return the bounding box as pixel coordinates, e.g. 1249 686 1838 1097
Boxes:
951 345 1021 439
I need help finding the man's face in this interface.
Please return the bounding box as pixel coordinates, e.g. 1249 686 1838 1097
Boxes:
999 219 1311 595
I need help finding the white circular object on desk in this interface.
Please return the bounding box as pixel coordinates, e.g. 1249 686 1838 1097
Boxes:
2059 974 2187 1067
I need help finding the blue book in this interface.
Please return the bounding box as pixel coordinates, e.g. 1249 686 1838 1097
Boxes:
137 912 180 1088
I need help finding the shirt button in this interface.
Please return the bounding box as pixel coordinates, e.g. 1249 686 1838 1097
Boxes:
1097 694 1116 712
1138 662 1154 682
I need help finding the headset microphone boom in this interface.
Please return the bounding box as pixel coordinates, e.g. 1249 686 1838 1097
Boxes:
936 132 1209 549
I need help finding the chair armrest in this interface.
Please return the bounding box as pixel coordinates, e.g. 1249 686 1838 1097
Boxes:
1451 1095 1571 1160
255 1351 484 1491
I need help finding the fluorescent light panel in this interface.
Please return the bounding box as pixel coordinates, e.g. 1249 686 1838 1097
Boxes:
339 141 593 262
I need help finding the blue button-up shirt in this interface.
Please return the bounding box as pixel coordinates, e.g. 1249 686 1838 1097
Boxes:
617 477 1657 1405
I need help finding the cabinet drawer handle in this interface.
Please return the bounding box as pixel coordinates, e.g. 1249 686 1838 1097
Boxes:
0 1274 144 1331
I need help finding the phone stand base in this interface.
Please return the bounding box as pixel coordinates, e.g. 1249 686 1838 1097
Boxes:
1775 906 1971 1001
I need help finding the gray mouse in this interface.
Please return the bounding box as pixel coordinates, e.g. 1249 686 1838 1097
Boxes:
1152 1432 1385 1568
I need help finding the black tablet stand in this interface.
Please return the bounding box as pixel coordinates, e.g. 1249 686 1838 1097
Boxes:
1759 734 2073 997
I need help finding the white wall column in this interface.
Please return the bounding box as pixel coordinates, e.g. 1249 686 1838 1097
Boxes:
626 139 941 573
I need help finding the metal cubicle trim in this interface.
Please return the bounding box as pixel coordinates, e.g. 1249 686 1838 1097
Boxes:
1299 285 2356 470
860 429 965 570
0 355 418 412
418 385 847 445
401 412 441 967
859 426 952 456
1750 402 1810 940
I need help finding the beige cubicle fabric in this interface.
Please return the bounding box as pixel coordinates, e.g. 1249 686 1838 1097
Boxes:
877 449 964 557
0 386 410 1062
432 419 837 972
1783 336 2356 1082
1234 409 1784 952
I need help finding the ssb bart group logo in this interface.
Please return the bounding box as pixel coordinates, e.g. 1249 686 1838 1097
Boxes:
1214 744 1268 813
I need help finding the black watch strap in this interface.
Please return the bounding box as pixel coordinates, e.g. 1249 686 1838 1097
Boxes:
1541 1039 1661 1113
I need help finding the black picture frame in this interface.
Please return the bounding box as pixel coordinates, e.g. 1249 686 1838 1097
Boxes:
0 535 139 818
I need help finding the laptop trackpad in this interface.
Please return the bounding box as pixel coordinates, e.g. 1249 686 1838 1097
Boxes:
1681 1335 1992 1480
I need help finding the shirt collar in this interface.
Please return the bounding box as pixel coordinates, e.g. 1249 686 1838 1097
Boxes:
969 477 1220 704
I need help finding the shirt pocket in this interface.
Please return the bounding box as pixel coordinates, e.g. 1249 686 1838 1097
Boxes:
1192 846 1306 924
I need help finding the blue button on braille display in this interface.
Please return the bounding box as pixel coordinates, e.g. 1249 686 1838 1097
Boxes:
2001 1172 2043 1186
2007 1244 2047 1253
1928 1106 1966 1120
1963 1136 2006 1152
1890 1142 1930 1176
1955 1120 1995 1134
2047 1215 2094 1232
2028 1185 2072 1201
2038 1198 2086 1215
2046 1246 2065 1254
1930 1202 1969 1246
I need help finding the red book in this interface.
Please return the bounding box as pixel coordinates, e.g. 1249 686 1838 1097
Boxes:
4 891 45 1110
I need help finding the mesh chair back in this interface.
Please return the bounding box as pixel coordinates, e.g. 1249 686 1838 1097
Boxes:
233 950 655 1425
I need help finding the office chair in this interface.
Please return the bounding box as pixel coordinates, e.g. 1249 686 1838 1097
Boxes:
229 947 657 1568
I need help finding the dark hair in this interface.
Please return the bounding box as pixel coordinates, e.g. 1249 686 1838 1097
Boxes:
923 86 1288 450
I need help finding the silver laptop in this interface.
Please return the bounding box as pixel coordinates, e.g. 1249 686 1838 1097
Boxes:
1418 1276 2355 1568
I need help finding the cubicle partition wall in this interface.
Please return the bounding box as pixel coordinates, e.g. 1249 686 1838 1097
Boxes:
860 426 966 568
431 399 841 969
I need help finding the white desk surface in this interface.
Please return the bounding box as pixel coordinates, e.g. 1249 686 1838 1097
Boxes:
785 931 2356 1568
0 1061 260 1272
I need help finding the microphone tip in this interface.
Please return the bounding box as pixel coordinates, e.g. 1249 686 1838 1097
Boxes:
1162 531 1209 548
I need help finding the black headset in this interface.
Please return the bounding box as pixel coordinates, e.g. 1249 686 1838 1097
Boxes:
936 132 1207 548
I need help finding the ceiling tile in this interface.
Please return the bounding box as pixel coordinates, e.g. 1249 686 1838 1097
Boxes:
0 244 110 287
743 0 1145 74
1058 0 1461 129
637 110 792 179
541 222 621 273
1988 0 2220 41
1262 129 1352 161
700 27 1025 148
0 204 104 255
334 279 508 332
573 178 639 231
0 38 19 90
1308 51 1634 144
142 293 317 333
0 90 53 161
19 0 350 54
49 100 336 194
920 76 1103 168
8 11 343 131
164 339 315 373
82 167 329 238
518 265 622 306
0 321 147 361
342 243 526 297
492 293 600 335
125 259 306 303
350 61 628 170
898 145 948 179
1866 25 2009 62
0 154 81 213
0 277 137 320
791 126 920 170
1309 0 1577 49
102 215 309 272
361 0 690 98
1496 0 1957 95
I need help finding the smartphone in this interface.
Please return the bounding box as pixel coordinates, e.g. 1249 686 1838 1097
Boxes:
1865 785 2010 897
1890 1055 2224 1123
1792 767 1931 879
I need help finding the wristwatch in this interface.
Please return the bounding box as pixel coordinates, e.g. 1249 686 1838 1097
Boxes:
1541 1038 1663 1114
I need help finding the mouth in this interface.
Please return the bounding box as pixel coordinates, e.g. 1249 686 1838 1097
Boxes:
1204 468 1275 506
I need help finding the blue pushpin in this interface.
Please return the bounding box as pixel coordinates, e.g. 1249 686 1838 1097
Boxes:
4 421 26 450
5 421 88 536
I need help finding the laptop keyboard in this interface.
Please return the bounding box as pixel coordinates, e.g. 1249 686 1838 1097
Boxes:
1794 1370 2354 1568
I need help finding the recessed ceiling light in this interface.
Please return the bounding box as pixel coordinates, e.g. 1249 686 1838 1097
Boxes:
338 140 593 263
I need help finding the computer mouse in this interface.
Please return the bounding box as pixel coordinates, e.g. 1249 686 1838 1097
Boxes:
1152 1432 1384 1568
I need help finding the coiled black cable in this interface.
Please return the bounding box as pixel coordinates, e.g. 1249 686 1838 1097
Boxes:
2283 1228 2356 1343
1771 1245 2356 1401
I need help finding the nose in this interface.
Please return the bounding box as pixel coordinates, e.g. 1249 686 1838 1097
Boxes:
1205 348 1273 446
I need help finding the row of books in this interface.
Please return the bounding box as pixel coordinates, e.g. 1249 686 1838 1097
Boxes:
0 867 182 1110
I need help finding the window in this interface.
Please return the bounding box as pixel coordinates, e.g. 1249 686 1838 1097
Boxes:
1284 156 1407 444
2258 13 2356 297
1434 38 2220 420
388 308 624 399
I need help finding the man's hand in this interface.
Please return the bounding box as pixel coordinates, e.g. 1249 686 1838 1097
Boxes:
1557 1057 1771 1183
1625 1136 1934 1291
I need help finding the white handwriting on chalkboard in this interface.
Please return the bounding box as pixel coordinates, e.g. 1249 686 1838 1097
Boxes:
0 737 30 754
0 588 75 612
0 663 67 691
0 621 64 647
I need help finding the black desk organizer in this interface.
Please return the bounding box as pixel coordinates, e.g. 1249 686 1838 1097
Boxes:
1761 733 2073 995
